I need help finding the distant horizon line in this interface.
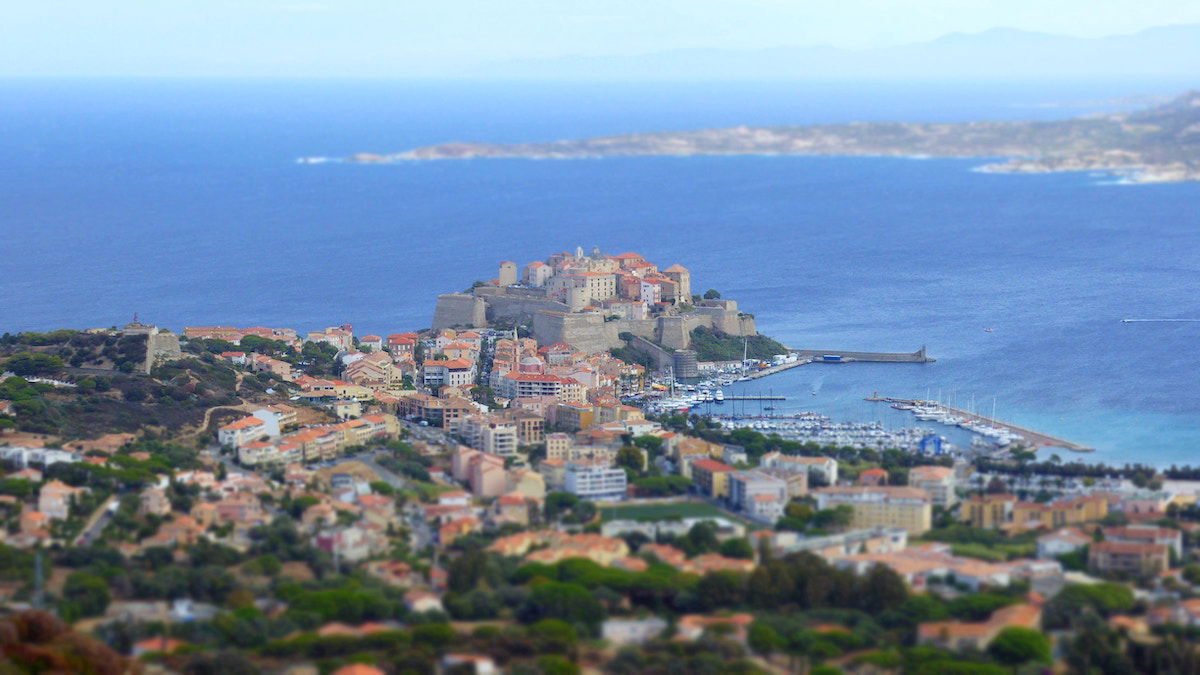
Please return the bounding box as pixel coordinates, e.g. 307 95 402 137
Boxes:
2 21 1199 80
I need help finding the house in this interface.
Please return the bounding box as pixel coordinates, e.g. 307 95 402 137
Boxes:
836 543 1016 592
404 589 445 614
364 559 422 588
1089 541 1169 576
858 468 888 486
132 637 189 656
676 613 754 644
218 416 269 449
602 617 669 646
331 665 386 675
1036 527 1090 559
919 601 1042 651
441 654 497 675
139 487 172 517
759 452 838 485
908 465 957 506
38 480 86 521
1103 525 1182 557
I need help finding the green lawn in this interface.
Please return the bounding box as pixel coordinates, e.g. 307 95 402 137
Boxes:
599 501 740 523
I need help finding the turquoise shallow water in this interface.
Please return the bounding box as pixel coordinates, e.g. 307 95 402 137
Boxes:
0 80 1197 467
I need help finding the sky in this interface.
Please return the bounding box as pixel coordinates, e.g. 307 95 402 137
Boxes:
2 0 1200 77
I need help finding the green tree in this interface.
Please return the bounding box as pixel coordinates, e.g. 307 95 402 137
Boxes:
719 538 755 560
4 352 65 376
703 289 721 300
518 582 606 635
632 435 664 457
61 571 111 619
861 564 908 613
615 446 645 474
987 626 1051 671
748 622 784 657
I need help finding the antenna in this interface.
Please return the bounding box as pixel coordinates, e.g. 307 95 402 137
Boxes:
33 550 44 610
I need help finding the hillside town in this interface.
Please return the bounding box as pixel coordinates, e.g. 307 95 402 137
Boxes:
1 250 1200 673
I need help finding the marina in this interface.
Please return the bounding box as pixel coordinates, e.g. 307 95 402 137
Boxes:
865 395 1095 453
710 412 956 455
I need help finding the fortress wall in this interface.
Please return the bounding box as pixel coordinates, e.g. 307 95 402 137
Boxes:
656 316 689 350
609 318 659 341
533 311 621 354
432 294 487 330
475 286 548 300
736 315 757 336
629 335 675 371
693 306 756 336
486 296 570 323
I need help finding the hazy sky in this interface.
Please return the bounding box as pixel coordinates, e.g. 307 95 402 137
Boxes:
3 0 1200 76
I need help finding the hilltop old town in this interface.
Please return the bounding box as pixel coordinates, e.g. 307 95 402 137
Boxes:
1 247 1199 674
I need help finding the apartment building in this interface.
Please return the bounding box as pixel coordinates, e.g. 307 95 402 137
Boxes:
1089 541 1170 576
691 458 736 499
759 451 839 485
816 486 933 536
908 465 957 506
564 463 627 501
728 470 788 523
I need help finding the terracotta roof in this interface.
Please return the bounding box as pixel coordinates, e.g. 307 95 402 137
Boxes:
221 416 265 431
696 454 729 470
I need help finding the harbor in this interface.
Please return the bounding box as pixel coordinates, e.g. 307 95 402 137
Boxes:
708 412 956 455
865 395 1095 453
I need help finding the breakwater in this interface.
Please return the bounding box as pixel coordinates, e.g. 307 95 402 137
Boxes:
791 346 934 363
867 396 1095 453
741 346 934 381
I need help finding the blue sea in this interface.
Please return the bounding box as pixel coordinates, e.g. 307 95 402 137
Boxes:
1 78 1198 467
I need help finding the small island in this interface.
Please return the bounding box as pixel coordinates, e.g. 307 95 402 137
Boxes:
342 90 1200 183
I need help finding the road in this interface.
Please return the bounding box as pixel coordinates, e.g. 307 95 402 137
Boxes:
358 452 408 490
74 495 119 547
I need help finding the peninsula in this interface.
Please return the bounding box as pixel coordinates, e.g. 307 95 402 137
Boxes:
345 89 1200 183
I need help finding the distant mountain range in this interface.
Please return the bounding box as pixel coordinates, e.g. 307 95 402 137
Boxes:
346 90 1200 183
468 24 1200 81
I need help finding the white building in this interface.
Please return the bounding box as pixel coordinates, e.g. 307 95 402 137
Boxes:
422 358 476 388
759 452 838 485
564 463 627 501
454 415 519 457
908 465 957 507
728 470 788 523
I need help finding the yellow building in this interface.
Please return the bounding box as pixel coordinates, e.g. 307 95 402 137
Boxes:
555 402 595 430
815 486 933 536
961 494 1017 529
962 493 1108 532
691 458 736 498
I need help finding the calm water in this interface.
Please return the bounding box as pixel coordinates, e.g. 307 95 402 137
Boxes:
1 79 1198 467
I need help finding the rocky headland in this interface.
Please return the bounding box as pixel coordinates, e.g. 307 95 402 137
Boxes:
342 90 1200 183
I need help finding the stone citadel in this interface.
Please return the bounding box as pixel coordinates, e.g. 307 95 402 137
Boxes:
432 247 758 356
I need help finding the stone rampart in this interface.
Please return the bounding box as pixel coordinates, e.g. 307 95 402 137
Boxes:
432 294 487 330
533 311 621 354
629 336 675 371
485 295 569 324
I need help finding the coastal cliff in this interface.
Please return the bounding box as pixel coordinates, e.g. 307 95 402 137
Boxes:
344 90 1200 183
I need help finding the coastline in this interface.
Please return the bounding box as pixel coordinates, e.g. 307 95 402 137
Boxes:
332 149 1200 185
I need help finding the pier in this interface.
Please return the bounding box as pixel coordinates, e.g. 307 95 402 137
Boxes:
867 396 1094 453
722 395 787 401
740 346 934 381
791 346 935 363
